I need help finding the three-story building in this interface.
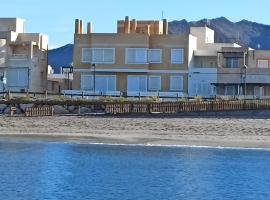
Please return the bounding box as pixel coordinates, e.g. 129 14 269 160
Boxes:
73 17 192 97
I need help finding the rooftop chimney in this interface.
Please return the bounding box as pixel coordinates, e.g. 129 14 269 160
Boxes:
146 25 150 35
124 16 130 34
87 22 92 34
75 19 79 34
79 19 83 34
131 19 137 33
163 19 168 35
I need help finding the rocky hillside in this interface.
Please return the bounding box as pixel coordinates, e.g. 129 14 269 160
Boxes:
48 44 73 73
169 17 270 49
49 17 270 72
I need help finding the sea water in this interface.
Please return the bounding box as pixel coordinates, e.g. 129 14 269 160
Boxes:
0 139 270 200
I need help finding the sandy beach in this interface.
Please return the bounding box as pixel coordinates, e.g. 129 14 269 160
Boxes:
0 114 270 148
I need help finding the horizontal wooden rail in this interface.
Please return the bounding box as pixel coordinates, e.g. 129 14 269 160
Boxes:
105 99 270 114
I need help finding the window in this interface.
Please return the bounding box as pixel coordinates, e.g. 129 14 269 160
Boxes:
7 68 28 88
225 86 237 95
81 48 115 64
82 48 92 63
127 75 147 91
148 49 162 63
170 76 183 91
257 59 269 68
171 49 184 64
81 75 93 90
92 48 115 64
95 75 116 92
81 75 116 91
148 76 161 91
126 48 148 64
226 58 239 68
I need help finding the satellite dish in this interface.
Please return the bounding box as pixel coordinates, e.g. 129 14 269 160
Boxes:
257 44 261 49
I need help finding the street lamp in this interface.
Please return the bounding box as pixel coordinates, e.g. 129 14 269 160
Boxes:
243 51 248 99
92 63 96 95
243 65 247 99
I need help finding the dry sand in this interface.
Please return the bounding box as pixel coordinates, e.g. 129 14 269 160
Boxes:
1 114 270 148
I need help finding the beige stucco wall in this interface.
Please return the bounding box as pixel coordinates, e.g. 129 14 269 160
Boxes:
74 71 188 94
73 30 189 93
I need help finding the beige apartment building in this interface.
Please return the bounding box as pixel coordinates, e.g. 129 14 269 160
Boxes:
0 18 48 93
72 17 193 97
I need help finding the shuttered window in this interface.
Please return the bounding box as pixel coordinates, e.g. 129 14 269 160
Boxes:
148 76 161 91
127 75 147 91
81 75 116 91
170 76 183 91
81 48 115 64
81 75 93 90
126 48 148 64
148 49 162 63
81 48 92 63
92 48 115 64
257 59 269 68
7 68 28 88
171 49 184 64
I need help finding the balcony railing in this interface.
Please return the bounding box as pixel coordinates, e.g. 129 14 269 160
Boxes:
8 54 28 60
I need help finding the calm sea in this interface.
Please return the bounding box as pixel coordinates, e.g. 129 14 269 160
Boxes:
0 139 270 200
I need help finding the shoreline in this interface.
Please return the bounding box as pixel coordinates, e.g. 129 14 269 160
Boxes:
1 132 270 149
1 115 270 148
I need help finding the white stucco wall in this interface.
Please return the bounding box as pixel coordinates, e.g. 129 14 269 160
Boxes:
188 68 217 97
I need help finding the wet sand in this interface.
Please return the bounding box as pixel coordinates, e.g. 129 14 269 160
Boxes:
0 115 270 148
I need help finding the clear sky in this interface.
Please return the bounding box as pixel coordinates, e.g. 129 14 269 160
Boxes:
2 0 270 49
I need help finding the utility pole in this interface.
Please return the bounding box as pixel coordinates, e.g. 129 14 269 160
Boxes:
92 63 96 95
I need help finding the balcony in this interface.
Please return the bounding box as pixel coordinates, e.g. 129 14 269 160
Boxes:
217 67 270 84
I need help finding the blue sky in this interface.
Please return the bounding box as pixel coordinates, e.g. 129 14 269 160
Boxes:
2 0 270 49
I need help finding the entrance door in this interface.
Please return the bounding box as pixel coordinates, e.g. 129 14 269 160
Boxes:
254 86 264 98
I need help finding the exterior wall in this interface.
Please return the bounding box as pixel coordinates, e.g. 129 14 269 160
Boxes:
48 74 72 93
188 35 197 68
75 71 188 94
190 27 214 49
0 18 24 33
73 19 189 95
194 56 217 68
188 68 217 97
0 18 48 93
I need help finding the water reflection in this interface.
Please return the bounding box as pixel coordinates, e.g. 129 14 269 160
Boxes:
0 140 270 200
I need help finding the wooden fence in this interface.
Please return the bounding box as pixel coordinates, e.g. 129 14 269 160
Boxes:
4 98 270 116
105 99 270 114
25 106 54 117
